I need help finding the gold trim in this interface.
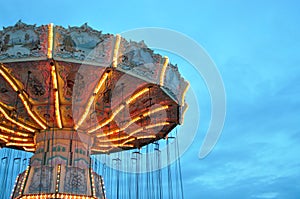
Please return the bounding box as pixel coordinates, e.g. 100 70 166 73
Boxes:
112 34 121 68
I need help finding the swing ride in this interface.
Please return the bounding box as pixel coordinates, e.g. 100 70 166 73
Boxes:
0 21 189 199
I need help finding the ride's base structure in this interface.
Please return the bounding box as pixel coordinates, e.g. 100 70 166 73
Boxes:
11 131 105 199
0 21 189 199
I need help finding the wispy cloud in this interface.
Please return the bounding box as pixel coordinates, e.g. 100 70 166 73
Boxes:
251 192 278 199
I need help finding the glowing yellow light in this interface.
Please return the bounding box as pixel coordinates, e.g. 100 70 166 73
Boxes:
93 72 109 94
20 166 30 195
119 143 134 147
95 105 169 139
97 142 134 148
0 136 8 142
97 135 131 142
112 34 121 68
51 64 62 128
145 122 169 129
0 106 36 132
144 105 169 117
92 148 111 153
75 73 108 130
95 128 119 138
181 81 190 106
111 104 125 118
160 56 169 86
23 147 35 152
51 65 58 90
122 134 156 144
97 137 135 146
9 137 29 142
0 125 31 137
127 121 169 137
123 137 135 144
47 23 54 58
0 74 39 128
128 127 144 136
122 116 140 129
11 176 19 199
126 87 149 104
87 104 124 133
55 164 61 193
90 169 96 197
6 142 35 147
18 93 47 129
88 87 150 134
136 134 156 139
0 66 19 91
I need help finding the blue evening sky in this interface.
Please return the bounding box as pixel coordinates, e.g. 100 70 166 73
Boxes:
1 0 300 198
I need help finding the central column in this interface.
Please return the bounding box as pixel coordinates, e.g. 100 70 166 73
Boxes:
32 130 93 168
11 130 106 199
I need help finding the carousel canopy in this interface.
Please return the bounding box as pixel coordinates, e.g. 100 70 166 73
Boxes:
0 20 189 154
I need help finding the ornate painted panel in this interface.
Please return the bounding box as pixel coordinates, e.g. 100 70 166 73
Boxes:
63 167 87 194
117 37 163 84
53 23 114 65
26 166 55 194
0 20 48 62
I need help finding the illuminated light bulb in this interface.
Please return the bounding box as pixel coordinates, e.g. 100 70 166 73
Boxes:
96 135 131 142
18 93 47 129
6 142 35 147
23 147 35 152
98 140 135 148
144 105 169 116
11 176 19 199
160 56 169 86
112 34 121 68
120 143 134 147
137 135 156 139
0 66 46 129
0 136 8 142
91 172 96 196
122 134 156 144
8 136 30 142
92 148 110 153
128 127 144 136
120 137 134 144
51 65 62 128
0 66 19 91
95 128 119 138
75 72 109 130
111 104 125 118
145 122 169 129
97 144 114 148
121 121 169 143
47 23 54 59
9 137 29 142
55 165 61 193
0 134 8 139
96 105 168 139
126 88 149 105
0 125 31 137
87 104 124 133
88 87 150 134
0 106 36 132
122 116 140 129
